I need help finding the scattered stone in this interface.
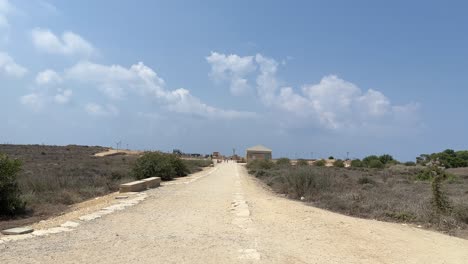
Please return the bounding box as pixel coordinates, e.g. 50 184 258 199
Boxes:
1 227 34 235
300 196 305 201
417 225 422 228
79 213 102 221
61 221 80 228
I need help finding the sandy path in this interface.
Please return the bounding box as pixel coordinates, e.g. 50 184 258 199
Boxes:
1 163 467 263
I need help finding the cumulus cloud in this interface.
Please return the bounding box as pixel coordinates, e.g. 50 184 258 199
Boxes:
54 88 72 104
20 93 45 111
85 103 118 116
0 52 27 77
66 61 256 119
0 0 13 29
206 52 256 96
36 69 62 85
208 51 419 130
255 54 280 106
31 28 95 57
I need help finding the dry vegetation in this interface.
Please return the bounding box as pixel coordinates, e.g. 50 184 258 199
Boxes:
0 144 211 229
247 160 468 238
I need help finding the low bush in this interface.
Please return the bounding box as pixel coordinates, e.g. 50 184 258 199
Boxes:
276 157 291 166
404 161 416 166
296 159 309 166
284 167 331 199
183 159 212 173
368 160 384 169
247 159 274 172
0 153 26 216
314 159 326 167
133 152 188 181
351 159 363 168
357 176 375 185
334 159 345 168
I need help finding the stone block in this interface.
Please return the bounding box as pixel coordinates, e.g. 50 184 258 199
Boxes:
119 180 147 193
142 177 161 188
2 227 34 235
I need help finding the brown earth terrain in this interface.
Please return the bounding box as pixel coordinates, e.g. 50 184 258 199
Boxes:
1 163 467 264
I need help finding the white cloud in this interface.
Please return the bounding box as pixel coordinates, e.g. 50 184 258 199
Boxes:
0 0 13 29
66 61 256 119
54 89 72 104
206 52 256 96
0 52 27 77
20 93 45 111
31 28 95 57
208 51 419 130
85 103 118 116
255 54 279 106
36 69 62 85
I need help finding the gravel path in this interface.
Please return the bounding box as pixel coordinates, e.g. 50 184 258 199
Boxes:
1 163 467 263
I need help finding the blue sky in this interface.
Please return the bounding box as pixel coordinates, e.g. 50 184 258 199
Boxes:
1 0 467 161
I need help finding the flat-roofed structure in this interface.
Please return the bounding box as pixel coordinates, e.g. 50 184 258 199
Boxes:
246 145 272 162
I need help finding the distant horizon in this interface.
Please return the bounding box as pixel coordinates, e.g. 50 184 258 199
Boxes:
2 1 468 162
2 141 465 162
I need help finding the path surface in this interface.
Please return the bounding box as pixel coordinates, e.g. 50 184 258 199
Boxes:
1 163 468 263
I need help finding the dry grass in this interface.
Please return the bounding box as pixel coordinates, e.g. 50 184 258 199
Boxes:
248 161 468 239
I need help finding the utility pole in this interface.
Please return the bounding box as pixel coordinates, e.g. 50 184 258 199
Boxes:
346 152 350 160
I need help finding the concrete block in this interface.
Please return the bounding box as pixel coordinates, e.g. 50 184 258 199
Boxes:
2 227 34 235
142 177 161 188
119 180 147 193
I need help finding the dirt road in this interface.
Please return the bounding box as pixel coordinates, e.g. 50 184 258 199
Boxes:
1 163 467 263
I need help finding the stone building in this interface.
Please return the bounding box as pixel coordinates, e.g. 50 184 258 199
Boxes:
245 145 272 162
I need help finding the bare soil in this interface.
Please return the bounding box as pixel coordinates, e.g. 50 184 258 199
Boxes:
1 163 467 263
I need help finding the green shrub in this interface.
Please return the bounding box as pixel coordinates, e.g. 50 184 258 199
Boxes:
379 154 395 165
276 157 291 166
416 168 435 181
0 153 26 216
285 167 330 199
363 155 379 166
328 156 335 160
314 159 326 167
368 159 384 169
351 159 363 168
169 154 189 176
133 152 188 181
404 161 416 166
430 166 452 214
296 159 309 166
334 159 345 168
247 159 274 171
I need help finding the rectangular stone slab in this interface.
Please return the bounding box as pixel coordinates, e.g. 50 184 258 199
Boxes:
142 177 161 188
2 227 34 235
119 180 147 193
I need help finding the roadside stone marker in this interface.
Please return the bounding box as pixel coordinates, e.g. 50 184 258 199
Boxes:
2 227 34 235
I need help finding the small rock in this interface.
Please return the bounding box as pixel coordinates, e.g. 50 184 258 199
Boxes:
417 225 422 228
115 195 129 199
300 196 305 201
2 227 34 235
